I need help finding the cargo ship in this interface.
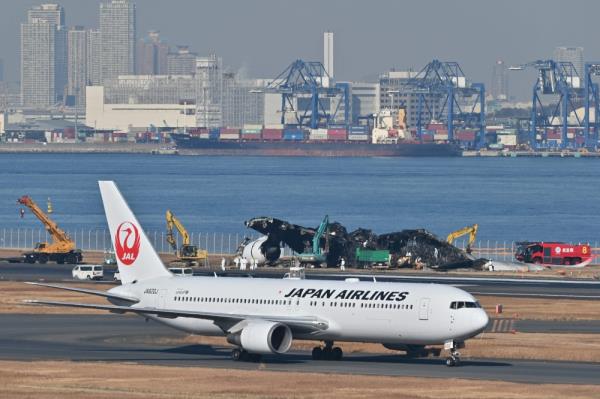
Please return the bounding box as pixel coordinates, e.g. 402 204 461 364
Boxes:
170 132 461 157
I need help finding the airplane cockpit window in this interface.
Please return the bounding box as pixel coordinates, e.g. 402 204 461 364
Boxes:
450 301 481 309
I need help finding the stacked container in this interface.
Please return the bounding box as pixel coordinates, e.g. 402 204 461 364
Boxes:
241 126 262 141
327 128 347 141
262 128 283 140
348 126 369 142
220 128 240 140
283 128 305 141
209 128 220 140
309 128 328 141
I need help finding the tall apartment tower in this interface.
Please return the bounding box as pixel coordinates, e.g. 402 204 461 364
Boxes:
99 0 136 83
554 47 584 77
136 31 169 75
20 3 67 108
86 29 102 86
491 59 509 101
324 31 334 79
67 26 87 108
167 46 197 75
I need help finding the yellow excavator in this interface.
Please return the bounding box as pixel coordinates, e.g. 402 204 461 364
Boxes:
18 195 83 264
446 224 478 254
165 210 208 266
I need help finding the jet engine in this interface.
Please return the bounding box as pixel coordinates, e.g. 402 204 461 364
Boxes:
227 320 293 354
240 236 281 265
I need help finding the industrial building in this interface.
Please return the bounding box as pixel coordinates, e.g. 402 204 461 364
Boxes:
491 59 509 101
85 75 196 131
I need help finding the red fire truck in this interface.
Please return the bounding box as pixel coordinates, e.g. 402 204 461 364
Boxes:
515 242 592 266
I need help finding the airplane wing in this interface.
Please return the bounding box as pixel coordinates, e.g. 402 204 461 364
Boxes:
25 282 139 303
24 300 329 333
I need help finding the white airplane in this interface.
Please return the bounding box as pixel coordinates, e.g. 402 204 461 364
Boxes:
27 181 489 367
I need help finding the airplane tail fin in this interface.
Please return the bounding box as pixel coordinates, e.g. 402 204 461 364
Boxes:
99 181 171 284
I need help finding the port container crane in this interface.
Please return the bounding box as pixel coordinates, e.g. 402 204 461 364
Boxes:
17 195 82 264
510 60 583 149
584 62 600 149
165 210 208 266
404 60 486 149
266 60 350 128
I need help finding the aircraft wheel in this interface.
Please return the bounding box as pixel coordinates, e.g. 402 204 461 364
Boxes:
231 348 243 361
311 346 323 360
332 347 343 361
446 356 456 367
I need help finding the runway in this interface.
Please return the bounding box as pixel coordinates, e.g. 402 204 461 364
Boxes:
0 314 599 385
2 261 600 299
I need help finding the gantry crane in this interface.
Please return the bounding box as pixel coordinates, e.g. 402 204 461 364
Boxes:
17 195 82 264
266 60 350 128
404 60 486 149
510 60 583 149
165 210 208 266
447 224 478 254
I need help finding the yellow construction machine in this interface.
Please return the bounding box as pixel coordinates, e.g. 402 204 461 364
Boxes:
18 195 83 264
446 224 478 254
165 210 208 266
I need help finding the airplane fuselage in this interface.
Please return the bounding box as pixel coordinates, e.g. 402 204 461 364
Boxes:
110 276 488 345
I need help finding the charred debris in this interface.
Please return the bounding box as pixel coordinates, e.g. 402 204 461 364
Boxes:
245 217 488 270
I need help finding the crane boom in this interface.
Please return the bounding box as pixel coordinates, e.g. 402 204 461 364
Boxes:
18 195 73 247
313 215 329 255
165 209 208 265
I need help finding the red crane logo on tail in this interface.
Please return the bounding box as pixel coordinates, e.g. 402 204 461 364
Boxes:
115 222 141 265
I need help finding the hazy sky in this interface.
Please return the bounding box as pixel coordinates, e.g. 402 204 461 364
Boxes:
0 0 597 100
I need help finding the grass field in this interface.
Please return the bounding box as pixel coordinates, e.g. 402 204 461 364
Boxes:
0 360 598 399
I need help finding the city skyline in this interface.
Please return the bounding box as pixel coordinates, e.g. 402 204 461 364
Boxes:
1 0 598 101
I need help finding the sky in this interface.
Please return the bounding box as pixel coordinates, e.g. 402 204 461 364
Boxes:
0 0 597 100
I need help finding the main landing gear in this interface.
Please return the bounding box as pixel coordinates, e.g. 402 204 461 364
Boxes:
231 348 262 362
445 340 464 367
311 341 343 361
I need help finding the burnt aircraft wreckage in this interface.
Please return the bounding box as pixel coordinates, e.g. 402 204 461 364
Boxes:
243 217 488 270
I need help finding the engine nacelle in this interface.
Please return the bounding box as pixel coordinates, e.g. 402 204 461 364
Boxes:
241 236 281 265
227 320 293 354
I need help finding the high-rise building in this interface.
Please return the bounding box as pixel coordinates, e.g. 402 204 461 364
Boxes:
99 0 136 83
21 3 67 108
67 26 87 108
554 46 584 77
86 29 102 86
167 46 197 75
136 31 169 75
491 59 509 101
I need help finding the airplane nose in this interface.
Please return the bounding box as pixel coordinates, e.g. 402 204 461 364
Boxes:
472 310 489 333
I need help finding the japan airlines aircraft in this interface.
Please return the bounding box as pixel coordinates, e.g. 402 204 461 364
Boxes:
27 181 489 367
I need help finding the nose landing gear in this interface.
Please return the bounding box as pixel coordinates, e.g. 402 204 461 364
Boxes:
444 340 464 367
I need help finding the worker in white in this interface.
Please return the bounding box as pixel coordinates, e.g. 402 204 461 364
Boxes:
252 259 258 270
240 257 248 271
221 257 226 271
233 257 240 269
340 257 346 271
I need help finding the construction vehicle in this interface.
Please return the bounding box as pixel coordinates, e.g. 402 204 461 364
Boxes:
355 248 391 268
165 210 208 266
17 195 82 264
446 224 478 254
297 215 329 267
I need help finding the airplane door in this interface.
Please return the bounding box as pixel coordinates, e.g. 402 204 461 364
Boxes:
418 297 430 320
155 289 167 308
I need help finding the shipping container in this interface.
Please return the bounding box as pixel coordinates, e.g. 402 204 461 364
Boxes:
348 134 369 141
349 125 368 133
240 133 261 140
220 128 240 134
327 129 347 141
220 133 240 140
241 128 262 135
421 133 434 142
243 124 263 130
283 128 305 141
262 129 283 140
455 131 476 141
265 124 284 129
199 133 210 139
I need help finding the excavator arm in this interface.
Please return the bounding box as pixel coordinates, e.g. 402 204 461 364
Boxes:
446 224 478 251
